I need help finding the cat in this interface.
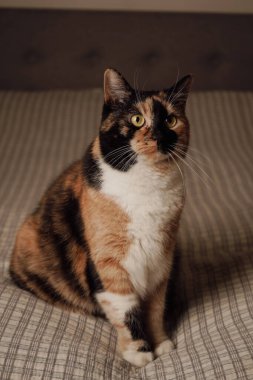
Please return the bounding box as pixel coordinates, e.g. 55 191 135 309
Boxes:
9 68 192 367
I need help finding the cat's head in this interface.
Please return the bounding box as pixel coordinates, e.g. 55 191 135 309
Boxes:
99 68 192 171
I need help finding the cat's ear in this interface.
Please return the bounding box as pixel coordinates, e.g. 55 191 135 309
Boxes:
104 68 132 104
166 75 193 112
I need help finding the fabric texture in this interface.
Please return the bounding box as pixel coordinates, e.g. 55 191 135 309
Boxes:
0 89 252 379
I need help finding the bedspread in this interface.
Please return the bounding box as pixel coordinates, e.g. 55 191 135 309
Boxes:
0 90 252 379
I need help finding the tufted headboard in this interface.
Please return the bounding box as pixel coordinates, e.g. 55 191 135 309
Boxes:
0 8 252 90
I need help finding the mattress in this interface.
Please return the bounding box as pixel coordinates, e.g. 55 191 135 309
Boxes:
0 89 252 379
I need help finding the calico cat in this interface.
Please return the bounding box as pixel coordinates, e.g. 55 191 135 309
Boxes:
10 68 192 367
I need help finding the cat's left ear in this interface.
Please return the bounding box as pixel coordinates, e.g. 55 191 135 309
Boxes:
166 74 193 112
104 68 133 104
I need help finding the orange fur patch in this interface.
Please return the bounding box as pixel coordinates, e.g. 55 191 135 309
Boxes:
82 187 134 295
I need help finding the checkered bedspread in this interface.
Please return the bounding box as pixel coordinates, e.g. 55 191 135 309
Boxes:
0 90 252 379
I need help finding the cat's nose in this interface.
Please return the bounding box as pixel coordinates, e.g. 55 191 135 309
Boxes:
151 129 161 141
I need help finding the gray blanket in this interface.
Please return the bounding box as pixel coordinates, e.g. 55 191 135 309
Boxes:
0 90 252 379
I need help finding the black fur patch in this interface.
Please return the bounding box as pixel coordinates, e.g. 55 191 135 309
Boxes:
10 269 35 294
51 230 87 298
164 249 187 338
62 189 104 296
101 103 112 122
83 143 102 189
153 100 178 154
86 255 104 295
137 342 152 352
25 271 70 305
99 122 137 172
63 189 87 249
124 306 146 341
40 197 87 299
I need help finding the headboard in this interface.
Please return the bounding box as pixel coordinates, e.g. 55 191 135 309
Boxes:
0 8 252 90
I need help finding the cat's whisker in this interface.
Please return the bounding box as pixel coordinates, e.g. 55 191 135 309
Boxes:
100 144 137 171
135 87 142 105
104 151 131 162
137 146 156 155
176 144 212 162
108 150 133 166
103 149 132 163
133 69 142 105
141 78 148 93
112 149 133 167
171 150 212 185
133 69 150 117
136 90 144 114
103 145 131 160
121 152 138 172
171 150 213 189
170 81 189 107
168 68 180 104
168 152 186 206
86 146 132 174
173 146 214 183
173 146 210 169
115 151 136 171
170 89 185 106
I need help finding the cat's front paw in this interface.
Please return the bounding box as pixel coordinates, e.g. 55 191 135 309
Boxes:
122 350 154 367
154 339 174 357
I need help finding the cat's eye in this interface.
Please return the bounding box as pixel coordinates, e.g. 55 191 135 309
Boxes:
166 115 177 128
131 114 145 128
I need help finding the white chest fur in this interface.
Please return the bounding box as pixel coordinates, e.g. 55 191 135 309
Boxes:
100 158 183 298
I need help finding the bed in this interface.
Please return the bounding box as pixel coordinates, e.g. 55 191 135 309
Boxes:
0 8 253 380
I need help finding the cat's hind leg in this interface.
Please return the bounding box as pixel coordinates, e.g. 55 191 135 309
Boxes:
9 216 96 314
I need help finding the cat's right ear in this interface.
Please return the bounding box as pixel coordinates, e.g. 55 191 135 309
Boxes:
104 68 132 104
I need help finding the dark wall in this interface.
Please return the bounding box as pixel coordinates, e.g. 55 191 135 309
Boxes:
0 8 252 90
